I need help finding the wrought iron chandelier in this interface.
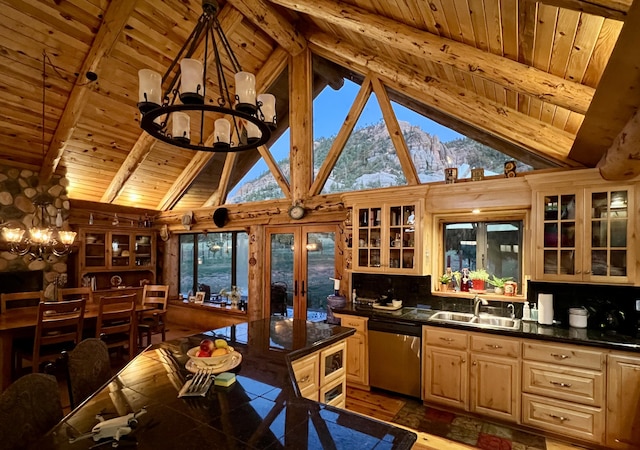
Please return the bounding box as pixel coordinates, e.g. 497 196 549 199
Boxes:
2 195 76 259
137 0 275 152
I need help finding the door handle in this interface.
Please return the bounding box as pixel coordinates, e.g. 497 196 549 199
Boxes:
301 281 306 296
294 281 298 296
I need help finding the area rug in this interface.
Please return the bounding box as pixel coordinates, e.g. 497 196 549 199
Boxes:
391 398 547 450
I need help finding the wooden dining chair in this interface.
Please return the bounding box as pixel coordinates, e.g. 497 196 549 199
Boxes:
138 284 169 347
57 286 93 303
62 338 112 409
16 298 87 375
0 290 44 314
0 373 63 450
96 293 137 361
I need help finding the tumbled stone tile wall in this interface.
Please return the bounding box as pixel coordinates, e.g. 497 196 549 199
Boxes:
0 166 71 300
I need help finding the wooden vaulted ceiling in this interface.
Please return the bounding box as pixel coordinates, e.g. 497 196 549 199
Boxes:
1 0 639 212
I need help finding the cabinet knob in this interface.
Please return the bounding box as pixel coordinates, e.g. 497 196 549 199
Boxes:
472 361 477 366
299 375 310 383
487 344 502 349
547 413 568 422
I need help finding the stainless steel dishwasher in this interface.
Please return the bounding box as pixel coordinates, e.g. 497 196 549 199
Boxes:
368 316 421 398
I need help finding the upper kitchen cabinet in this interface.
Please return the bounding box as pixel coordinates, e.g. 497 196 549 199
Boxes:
533 183 635 284
351 200 423 274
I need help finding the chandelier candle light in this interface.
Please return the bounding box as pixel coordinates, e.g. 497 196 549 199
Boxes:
137 0 275 152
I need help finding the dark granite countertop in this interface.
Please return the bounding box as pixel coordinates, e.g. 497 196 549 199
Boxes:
335 304 640 353
31 317 416 450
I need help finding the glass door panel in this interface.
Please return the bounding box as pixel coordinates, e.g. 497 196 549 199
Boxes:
588 189 628 277
305 231 336 322
269 231 295 318
542 194 576 275
111 233 131 267
84 231 106 268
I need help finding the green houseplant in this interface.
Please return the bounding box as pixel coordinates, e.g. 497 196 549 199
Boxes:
487 275 512 295
438 271 460 291
468 268 489 291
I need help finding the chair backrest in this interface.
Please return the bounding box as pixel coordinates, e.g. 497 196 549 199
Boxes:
58 286 93 304
33 299 86 371
96 293 137 359
0 291 44 313
63 338 112 409
0 373 63 450
141 284 169 310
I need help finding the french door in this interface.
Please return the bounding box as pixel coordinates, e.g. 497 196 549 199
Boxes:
266 225 339 321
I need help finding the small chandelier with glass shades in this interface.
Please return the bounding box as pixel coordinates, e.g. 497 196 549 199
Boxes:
2 194 76 260
137 0 275 152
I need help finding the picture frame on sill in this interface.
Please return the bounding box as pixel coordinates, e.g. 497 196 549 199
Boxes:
194 292 206 304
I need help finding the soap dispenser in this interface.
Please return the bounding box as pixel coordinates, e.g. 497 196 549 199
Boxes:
531 304 538 321
523 300 531 321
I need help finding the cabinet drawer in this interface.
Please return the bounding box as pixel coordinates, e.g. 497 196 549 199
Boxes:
320 376 346 408
522 393 604 443
523 361 604 407
523 341 604 370
425 327 468 350
291 354 319 394
320 341 346 385
470 334 520 357
336 314 367 333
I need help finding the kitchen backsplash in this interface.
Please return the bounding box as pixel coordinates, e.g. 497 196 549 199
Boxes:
528 281 640 336
351 273 431 307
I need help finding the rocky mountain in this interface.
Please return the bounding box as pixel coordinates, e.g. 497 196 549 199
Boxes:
228 121 529 203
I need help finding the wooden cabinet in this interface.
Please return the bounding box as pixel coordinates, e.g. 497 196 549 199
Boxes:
78 227 155 289
606 352 640 449
469 334 520 423
522 340 605 443
423 327 520 423
292 340 347 409
333 314 369 389
534 185 634 284
423 327 468 410
352 201 422 273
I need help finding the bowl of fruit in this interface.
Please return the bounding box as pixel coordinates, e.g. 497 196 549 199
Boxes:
187 338 234 368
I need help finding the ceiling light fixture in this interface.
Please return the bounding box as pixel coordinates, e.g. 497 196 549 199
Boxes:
137 0 275 152
1 52 77 259
2 195 76 259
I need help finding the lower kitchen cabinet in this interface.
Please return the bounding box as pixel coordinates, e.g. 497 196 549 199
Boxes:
522 340 605 443
291 340 347 408
470 334 521 423
333 313 369 389
423 327 468 410
606 352 640 449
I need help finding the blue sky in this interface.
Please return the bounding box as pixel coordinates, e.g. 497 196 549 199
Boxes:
228 80 463 198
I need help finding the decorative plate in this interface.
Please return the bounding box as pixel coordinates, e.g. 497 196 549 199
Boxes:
110 275 122 287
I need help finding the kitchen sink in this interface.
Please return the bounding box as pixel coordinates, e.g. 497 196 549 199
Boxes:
429 311 521 330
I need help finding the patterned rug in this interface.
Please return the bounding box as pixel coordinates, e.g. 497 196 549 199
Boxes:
392 398 547 450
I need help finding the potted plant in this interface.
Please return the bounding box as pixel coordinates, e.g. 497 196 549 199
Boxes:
487 275 512 295
438 271 460 291
468 268 490 291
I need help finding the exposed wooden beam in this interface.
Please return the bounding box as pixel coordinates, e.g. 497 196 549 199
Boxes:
258 144 291 198
270 0 594 115
573 0 640 174
226 0 306 55
309 32 580 167
39 0 138 183
310 76 372 196
289 48 313 202
371 76 420 186
157 46 289 211
597 110 640 179
203 153 237 207
534 0 630 21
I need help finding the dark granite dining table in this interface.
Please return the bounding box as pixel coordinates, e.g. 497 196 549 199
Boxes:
30 317 417 449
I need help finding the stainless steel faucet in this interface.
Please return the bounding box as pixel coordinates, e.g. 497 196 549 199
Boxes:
507 303 515 319
473 295 489 317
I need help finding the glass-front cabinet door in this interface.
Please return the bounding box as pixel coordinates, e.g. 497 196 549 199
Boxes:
536 186 634 284
353 201 420 273
585 188 632 283
110 233 131 268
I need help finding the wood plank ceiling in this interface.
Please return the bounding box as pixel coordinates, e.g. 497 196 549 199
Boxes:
0 0 637 212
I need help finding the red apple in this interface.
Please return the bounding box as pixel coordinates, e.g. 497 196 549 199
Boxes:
196 349 211 357
200 339 214 352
